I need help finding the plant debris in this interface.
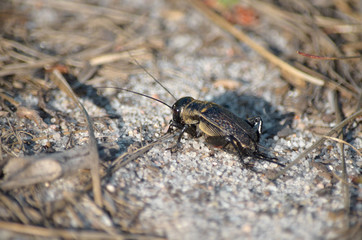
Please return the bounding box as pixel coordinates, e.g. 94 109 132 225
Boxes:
0 0 361 239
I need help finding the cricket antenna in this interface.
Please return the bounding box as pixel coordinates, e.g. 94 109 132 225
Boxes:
96 87 172 109
129 52 178 101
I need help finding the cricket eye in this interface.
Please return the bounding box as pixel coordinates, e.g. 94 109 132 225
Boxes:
173 108 181 122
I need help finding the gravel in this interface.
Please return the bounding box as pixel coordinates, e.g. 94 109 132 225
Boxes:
1 0 360 239
95 1 360 239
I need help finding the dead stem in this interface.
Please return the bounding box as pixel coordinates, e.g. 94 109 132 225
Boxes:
51 69 103 207
270 109 362 181
0 221 166 240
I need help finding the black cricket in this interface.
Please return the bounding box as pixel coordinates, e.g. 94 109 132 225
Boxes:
98 65 284 168
167 96 284 167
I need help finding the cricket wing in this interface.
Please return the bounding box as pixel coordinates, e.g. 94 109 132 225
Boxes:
198 104 258 141
198 116 225 137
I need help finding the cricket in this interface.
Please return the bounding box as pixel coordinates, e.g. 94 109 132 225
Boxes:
98 62 285 168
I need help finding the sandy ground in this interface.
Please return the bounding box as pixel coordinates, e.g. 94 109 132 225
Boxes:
0 0 361 239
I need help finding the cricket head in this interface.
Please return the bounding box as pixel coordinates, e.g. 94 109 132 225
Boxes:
171 97 194 126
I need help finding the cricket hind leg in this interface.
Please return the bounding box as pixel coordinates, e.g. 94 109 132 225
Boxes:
205 135 255 169
246 116 262 142
245 117 284 166
251 151 285 167
206 135 284 168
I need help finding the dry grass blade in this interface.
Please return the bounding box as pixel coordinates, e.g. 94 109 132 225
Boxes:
0 37 58 76
332 89 350 229
322 136 361 156
328 170 359 189
270 109 362 181
0 193 29 224
50 69 102 207
89 48 150 66
0 137 3 163
111 133 173 174
0 93 20 108
1 38 53 60
297 51 362 60
0 221 166 240
189 0 326 87
191 0 360 98
12 0 139 23
0 60 59 77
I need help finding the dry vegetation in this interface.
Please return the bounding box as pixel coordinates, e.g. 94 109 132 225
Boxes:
0 0 361 239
